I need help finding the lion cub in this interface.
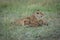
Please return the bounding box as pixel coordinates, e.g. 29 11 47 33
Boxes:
14 10 48 27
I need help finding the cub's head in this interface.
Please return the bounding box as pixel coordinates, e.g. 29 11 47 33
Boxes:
33 10 45 20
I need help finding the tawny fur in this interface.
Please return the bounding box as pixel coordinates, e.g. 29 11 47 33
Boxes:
15 18 30 26
26 15 40 27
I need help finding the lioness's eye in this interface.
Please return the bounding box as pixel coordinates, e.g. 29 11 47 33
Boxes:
37 12 39 14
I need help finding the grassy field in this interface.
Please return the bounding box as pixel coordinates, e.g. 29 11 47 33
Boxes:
0 0 60 40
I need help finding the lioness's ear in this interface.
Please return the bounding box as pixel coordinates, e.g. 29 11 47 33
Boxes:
32 10 40 15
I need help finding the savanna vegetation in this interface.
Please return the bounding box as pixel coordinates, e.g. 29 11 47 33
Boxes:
0 0 60 40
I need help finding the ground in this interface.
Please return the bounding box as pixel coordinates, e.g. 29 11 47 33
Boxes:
0 0 60 40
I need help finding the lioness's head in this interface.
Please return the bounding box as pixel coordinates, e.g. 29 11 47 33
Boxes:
33 10 45 20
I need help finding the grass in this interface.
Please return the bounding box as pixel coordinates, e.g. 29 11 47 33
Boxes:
0 0 60 40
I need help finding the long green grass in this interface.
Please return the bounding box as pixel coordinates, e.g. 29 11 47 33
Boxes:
0 0 60 40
